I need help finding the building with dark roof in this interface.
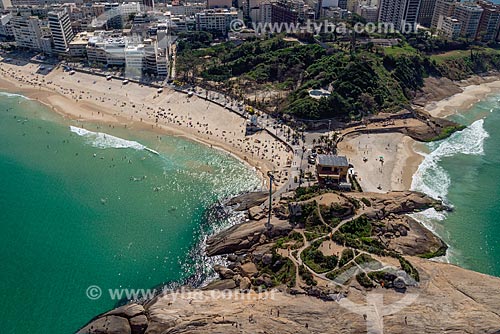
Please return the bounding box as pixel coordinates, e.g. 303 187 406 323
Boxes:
316 154 349 186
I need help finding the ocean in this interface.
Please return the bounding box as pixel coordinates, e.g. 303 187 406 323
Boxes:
411 93 500 277
0 92 261 333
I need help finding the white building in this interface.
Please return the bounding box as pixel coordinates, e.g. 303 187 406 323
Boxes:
437 16 461 39
378 0 421 32
195 8 240 35
0 0 12 9
11 15 44 50
0 13 14 38
356 5 378 23
86 31 169 78
453 2 483 39
48 10 75 54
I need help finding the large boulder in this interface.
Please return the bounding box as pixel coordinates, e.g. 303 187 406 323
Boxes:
214 265 236 279
105 304 144 318
239 277 251 290
238 262 258 277
129 315 148 334
77 316 131 334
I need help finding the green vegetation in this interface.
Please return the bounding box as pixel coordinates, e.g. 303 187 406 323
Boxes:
339 215 372 238
361 197 371 207
325 261 357 281
299 265 317 286
368 270 396 287
418 245 448 259
356 272 375 288
293 201 331 237
294 186 323 201
176 31 500 121
319 204 348 227
258 252 296 288
275 231 304 250
349 174 363 192
424 125 466 142
301 240 338 274
398 256 420 282
338 248 355 267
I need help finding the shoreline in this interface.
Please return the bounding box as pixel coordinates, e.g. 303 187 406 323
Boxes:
0 60 293 190
337 133 424 193
424 78 500 118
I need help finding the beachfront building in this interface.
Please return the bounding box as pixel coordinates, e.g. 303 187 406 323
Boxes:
69 31 92 57
453 2 483 39
477 0 500 42
48 10 74 54
356 4 378 23
431 0 456 29
417 0 437 28
85 30 169 78
144 38 169 77
316 155 349 187
195 8 240 35
437 16 461 40
0 13 14 38
87 32 126 65
378 0 421 32
11 14 44 50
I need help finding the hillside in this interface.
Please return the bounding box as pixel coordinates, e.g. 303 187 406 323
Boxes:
175 34 500 120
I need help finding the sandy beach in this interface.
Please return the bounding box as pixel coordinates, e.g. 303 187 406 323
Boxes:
337 133 423 193
0 57 293 187
339 76 500 193
425 79 500 118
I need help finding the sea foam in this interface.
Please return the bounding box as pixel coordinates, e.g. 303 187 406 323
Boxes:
410 119 489 263
69 126 146 150
0 92 31 100
411 119 489 201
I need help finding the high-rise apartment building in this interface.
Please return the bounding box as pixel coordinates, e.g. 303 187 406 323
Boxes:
453 2 483 39
0 0 12 9
417 0 437 27
431 0 456 29
11 14 44 50
477 0 500 41
378 0 421 32
48 10 75 54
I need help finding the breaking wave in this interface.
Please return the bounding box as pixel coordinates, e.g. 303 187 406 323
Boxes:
70 126 146 150
411 119 489 202
410 119 489 263
0 92 31 99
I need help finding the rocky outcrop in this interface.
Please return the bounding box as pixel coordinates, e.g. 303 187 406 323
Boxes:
225 191 268 211
413 76 463 107
78 304 147 334
80 259 500 334
78 190 496 334
205 216 292 256
382 216 447 257
78 315 132 334
351 191 443 219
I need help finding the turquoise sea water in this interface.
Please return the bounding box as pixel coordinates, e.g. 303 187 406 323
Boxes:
411 93 500 277
0 92 261 333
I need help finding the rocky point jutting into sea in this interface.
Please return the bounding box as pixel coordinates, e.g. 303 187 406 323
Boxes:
78 189 500 334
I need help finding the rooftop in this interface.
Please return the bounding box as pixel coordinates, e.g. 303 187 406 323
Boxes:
317 155 349 167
